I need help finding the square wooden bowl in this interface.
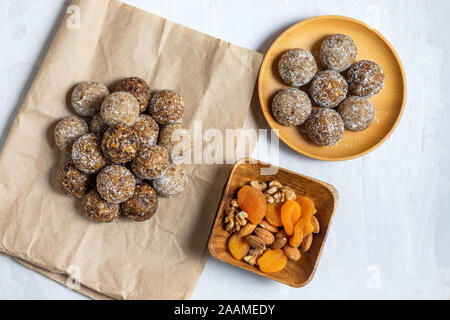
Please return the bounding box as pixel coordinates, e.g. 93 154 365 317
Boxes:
207 158 338 287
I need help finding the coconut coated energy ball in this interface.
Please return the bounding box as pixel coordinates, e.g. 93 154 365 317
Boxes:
97 165 136 204
271 88 312 127
102 124 140 164
90 113 108 135
158 123 191 165
82 189 120 223
71 81 109 117
310 70 348 108
149 89 184 125
101 92 140 126
57 160 91 199
113 77 151 113
320 34 357 72
337 96 375 131
305 108 344 146
72 133 106 174
346 60 385 97
131 145 170 180
152 164 189 197
122 184 158 222
54 116 88 153
278 48 318 87
133 114 159 147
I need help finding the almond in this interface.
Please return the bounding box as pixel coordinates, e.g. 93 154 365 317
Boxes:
237 223 256 237
259 220 278 233
270 237 287 250
254 227 275 245
311 216 320 234
275 229 288 239
301 233 313 252
245 235 266 250
283 245 301 261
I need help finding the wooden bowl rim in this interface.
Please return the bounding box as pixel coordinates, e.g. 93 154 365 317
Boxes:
207 158 339 287
258 15 407 161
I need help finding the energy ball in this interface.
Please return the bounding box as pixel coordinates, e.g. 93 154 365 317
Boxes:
152 164 188 197
82 189 120 223
310 70 348 108
101 92 140 126
158 123 191 165
97 165 136 204
346 60 385 97
71 81 109 117
133 114 159 147
132 145 169 180
149 89 184 125
113 77 151 113
54 116 88 153
57 160 91 199
320 34 357 72
90 113 108 135
72 133 106 174
271 88 312 127
305 108 344 146
337 96 375 131
278 48 318 87
102 124 140 164
122 184 158 222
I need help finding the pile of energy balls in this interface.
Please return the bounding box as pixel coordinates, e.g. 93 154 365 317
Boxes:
54 77 191 222
273 34 385 146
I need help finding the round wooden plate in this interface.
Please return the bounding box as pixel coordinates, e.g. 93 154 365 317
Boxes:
258 16 406 161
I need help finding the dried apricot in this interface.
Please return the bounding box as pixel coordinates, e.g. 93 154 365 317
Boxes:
297 196 316 236
257 249 288 273
228 234 250 260
237 185 267 225
289 220 304 248
265 202 283 227
281 200 301 236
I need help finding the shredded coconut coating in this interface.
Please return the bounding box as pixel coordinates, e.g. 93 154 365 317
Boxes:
278 48 318 87
133 114 159 147
149 89 184 125
346 60 385 97
113 77 151 113
72 133 106 174
122 184 158 222
305 108 344 146
158 123 192 165
271 88 312 127
82 189 120 223
337 96 375 131
57 160 91 199
102 124 140 164
131 145 170 179
71 81 109 117
97 165 136 204
320 34 358 72
90 113 108 135
310 70 348 108
152 164 188 198
101 92 140 126
54 116 88 153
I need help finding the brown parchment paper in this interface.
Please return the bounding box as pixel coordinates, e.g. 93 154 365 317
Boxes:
0 0 263 299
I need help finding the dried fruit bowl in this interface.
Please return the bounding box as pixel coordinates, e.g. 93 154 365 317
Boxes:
207 158 338 287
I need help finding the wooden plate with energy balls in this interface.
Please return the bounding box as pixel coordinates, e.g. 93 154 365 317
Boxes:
258 16 406 161
208 158 338 287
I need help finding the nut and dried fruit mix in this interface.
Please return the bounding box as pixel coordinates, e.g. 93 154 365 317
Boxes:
224 180 320 273
273 33 385 146
54 77 191 223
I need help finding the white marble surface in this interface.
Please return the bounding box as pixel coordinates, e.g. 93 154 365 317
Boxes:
0 0 449 299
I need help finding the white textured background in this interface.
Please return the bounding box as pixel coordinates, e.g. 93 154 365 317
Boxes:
0 0 449 299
